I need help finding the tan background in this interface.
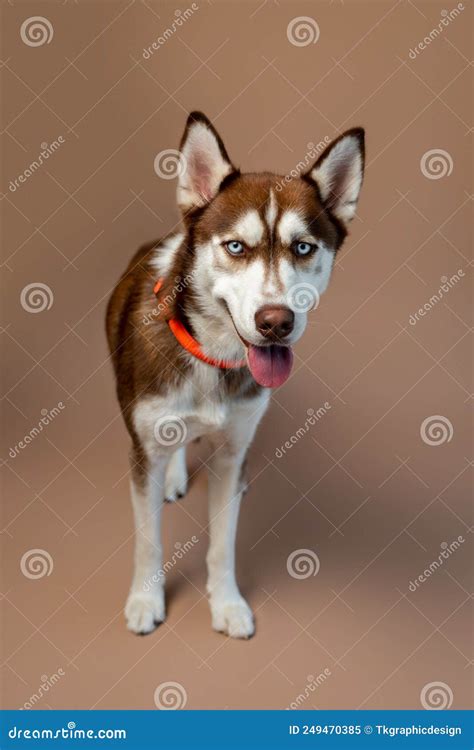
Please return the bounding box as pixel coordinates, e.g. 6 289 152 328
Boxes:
1 0 472 711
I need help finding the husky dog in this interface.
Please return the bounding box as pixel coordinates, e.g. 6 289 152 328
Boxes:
106 112 365 638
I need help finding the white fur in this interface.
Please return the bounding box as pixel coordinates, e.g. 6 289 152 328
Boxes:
314 243 335 295
130 200 336 636
265 188 278 232
277 210 308 245
125 458 167 634
126 126 363 639
131 387 270 637
134 378 231 454
188 217 334 355
150 232 184 275
228 210 264 247
164 446 188 501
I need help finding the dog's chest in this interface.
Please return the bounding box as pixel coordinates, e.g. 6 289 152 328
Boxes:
133 369 235 454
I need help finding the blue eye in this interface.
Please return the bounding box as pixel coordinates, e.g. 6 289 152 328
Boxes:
294 241 315 257
225 240 245 256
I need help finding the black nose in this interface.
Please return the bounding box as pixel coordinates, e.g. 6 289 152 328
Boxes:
254 305 295 341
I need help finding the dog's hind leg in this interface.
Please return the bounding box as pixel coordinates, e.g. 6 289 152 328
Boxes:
164 446 188 502
125 448 169 635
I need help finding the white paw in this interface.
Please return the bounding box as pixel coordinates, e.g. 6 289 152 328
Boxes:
125 591 165 635
210 598 255 639
164 454 188 502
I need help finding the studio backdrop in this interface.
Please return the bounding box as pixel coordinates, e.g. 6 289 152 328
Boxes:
1 0 472 712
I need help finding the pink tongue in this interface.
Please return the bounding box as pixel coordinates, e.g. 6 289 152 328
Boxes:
247 345 294 388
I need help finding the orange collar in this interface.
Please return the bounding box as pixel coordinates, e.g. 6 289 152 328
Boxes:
154 278 247 370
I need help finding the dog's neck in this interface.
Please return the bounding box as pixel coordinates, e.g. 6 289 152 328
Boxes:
182 291 245 364
157 230 245 365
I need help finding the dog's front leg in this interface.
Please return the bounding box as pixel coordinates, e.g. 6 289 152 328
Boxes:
206 393 269 639
125 452 169 634
206 446 255 638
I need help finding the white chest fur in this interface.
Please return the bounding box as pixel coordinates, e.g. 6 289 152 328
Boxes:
132 364 270 458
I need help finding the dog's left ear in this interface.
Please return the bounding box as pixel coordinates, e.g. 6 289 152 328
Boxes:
307 128 365 227
177 111 235 213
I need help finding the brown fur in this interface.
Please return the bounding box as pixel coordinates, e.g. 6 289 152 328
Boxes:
105 229 261 456
107 112 366 638
105 168 338 430
194 173 342 258
106 119 362 483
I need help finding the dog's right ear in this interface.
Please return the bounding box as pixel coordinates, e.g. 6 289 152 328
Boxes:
177 111 235 213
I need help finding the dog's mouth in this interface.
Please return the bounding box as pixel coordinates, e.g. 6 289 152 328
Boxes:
220 300 294 388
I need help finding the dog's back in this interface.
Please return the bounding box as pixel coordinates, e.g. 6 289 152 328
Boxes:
106 240 156 364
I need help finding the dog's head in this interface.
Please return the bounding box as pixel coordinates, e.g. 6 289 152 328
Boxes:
177 112 365 387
